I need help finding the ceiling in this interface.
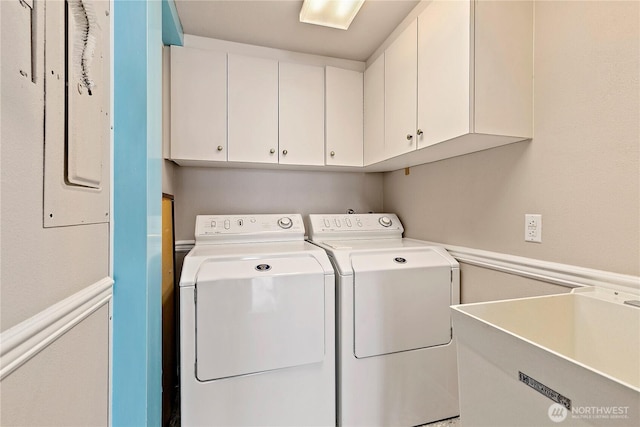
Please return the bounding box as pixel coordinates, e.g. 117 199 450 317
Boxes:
174 0 420 62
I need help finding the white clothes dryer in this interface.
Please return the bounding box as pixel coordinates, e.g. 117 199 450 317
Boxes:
179 214 335 426
308 213 460 427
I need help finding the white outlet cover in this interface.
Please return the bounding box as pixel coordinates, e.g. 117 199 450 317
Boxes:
525 214 542 243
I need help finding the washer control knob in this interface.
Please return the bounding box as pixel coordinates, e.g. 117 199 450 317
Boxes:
278 217 293 229
379 216 392 227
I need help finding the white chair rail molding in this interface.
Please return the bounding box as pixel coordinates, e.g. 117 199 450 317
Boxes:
0 278 113 380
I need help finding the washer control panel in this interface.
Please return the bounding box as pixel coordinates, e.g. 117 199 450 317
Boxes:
308 213 404 240
195 214 305 244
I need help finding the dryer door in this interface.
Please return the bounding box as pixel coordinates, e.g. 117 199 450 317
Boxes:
194 256 325 381
352 249 452 358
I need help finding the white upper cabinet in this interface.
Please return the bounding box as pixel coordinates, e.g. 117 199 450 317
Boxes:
325 67 363 167
170 46 227 162
169 0 532 172
416 0 533 149
384 20 418 159
228 54 279 164
363 54 385 166
365 0 533 172
417 0 470 148
472 0 533 138
279 62 325 166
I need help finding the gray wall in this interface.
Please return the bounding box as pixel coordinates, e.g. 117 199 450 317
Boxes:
0 307 110 426
383 0 640 289
459 264 571 303
0 1 110 425
172 167 384 241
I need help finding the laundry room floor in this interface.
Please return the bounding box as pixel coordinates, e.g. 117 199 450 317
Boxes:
421 416 460 427
169 394 461 427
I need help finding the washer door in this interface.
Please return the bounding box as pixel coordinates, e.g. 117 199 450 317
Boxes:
194 256 325 381
352 249 452 358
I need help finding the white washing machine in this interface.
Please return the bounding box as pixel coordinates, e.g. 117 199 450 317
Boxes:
308 213 460 427
179 214 335 426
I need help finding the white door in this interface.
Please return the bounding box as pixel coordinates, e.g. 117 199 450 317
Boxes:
325 67 363 167
195 256 326 381
363 54 385 166
384 20 417 159
279 62 325 166
351 249 452 358
228 54 279 163
170 47 227 161
417 0 471 148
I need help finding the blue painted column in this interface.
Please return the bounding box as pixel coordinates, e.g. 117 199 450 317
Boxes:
112 0 163 425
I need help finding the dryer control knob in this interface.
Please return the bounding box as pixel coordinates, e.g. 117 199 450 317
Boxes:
278 217 293 229
379 216 392 227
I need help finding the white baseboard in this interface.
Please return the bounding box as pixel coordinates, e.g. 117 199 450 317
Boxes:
175 239 195 252
0 277 114 380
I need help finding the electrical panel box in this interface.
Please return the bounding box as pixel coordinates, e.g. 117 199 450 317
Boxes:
43 0 110 227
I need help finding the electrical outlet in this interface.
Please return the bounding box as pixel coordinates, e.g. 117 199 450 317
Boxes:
525 214 542 243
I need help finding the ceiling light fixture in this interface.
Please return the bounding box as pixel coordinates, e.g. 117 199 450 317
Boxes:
299 0 366 30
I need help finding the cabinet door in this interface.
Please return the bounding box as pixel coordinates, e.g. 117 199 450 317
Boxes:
279 62 325 166
325 67 363 167
384 20 417 159
364 54 385 166
473 0 533 137
417 0 471 148
228 54 278 163
170 47 227 161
